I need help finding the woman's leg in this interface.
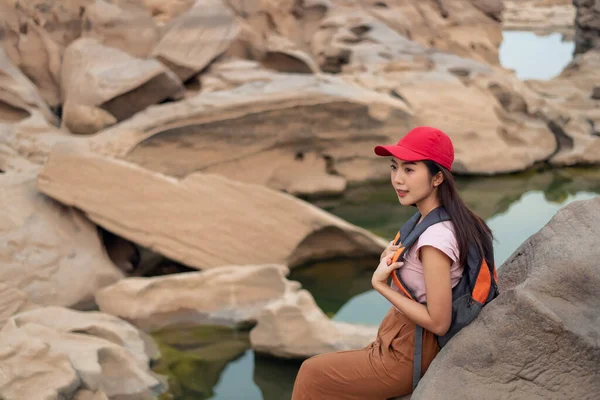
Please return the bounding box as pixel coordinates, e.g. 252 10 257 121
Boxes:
291 346 396 400
291 307 440 400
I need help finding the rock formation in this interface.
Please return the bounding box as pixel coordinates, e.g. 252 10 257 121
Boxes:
412 197 600 399
574 0 600 54
37 148 386 270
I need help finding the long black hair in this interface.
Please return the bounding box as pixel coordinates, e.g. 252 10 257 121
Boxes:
423 160 493 267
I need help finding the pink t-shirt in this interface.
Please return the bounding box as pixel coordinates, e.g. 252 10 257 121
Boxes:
391 221 462 303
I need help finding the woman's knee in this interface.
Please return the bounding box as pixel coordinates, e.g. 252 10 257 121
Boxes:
298 356 318 375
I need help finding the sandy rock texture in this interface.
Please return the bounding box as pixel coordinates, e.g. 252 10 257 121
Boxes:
0 165 123 313
503 0 576 38
37 148 386 270
412 197 600 398
0 306 163 399
95 265 298 331
574 0 600 54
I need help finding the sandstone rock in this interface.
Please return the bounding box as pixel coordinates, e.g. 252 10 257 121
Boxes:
61 37 184 134
95 264 297 331
91 74 412 191
358 0 503 65
0 114 91 166
73 390 109 400
0 143 40 173
525 51 600 166
0 0 89 108
574 0 600 55
138 0 196 25
0 47 57 124
152 0 241 81
198 59 279 93
82 0 160 58
250 287 377 358
0 307 165 399
262 35 320 73
412 197 600 399
376 70 556 174
0 169 123 310
0 331 80 399
37 149 386 270
3 306 160 363
470 0 504 21
311 8 429 73
503 0 576 38
0 284 38 330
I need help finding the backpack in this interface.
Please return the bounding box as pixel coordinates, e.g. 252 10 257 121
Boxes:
389 206 499 390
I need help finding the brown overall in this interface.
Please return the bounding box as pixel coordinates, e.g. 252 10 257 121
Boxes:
291 307 440 400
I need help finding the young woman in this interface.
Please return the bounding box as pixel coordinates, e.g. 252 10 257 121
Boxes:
291 126 494 400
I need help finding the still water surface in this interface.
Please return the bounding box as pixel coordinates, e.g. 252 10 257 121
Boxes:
155 167 600 400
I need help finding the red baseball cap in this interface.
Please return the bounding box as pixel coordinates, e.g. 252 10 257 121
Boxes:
374 126 454 171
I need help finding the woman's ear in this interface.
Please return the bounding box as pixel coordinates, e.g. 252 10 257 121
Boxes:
433 171 444 187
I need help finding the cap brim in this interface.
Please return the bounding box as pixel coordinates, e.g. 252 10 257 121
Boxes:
374 144 427 162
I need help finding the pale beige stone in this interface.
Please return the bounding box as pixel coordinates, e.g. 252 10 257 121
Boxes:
250 288 377 358
91 74 413 192
525 52 600 166
3 306 159 364
73 390 109 400
61 37 184 134
37 149 386 270
0 0 90 108
0 47 57 124
81 0 160 58
95 264 298 331
0 284 38 330
1 307 164 399
0 169 123 310
0 332 80 400
152 0 241 81
504 0 576 38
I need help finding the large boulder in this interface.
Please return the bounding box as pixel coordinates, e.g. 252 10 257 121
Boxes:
0 167 123 311
37 148 386 270
90 74 413 194
95 264 298 331
250 285 377 358
152 0 241 81
61 37 184 134
0 306 163 399
81 0 160 58
412 197 600 399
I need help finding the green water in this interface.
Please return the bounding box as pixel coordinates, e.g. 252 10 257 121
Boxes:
152 167 600 400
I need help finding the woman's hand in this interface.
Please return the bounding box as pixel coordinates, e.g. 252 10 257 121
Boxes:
372 254 404 289
380 240 400 263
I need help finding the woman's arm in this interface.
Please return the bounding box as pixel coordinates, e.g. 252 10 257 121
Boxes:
372 246 453 336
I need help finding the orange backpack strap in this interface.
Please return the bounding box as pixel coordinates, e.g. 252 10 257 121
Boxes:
391 207 451 303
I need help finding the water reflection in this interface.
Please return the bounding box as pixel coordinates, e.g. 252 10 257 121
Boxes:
152 325 252 400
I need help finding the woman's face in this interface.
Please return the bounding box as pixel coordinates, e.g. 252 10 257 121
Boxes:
390 158 438 206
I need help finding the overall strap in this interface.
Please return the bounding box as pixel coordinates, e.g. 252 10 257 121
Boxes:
412 325 424 391
391 207 451 301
